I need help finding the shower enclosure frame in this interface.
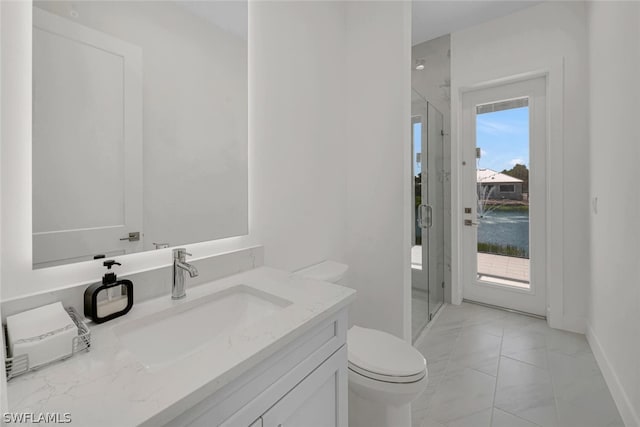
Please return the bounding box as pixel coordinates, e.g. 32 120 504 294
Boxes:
412 89 446 342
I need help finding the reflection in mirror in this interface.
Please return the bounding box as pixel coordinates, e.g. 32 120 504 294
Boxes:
32 1 248 269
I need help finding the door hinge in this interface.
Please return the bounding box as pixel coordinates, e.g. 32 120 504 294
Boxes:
441 129 444 136
429 313 433 321
442 281 445 289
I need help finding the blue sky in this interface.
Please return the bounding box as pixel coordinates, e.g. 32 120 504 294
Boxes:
476 106 529 172
413 122 422 176
413 106 528 176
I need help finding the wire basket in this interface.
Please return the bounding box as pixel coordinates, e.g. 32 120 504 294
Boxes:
4 307 91 380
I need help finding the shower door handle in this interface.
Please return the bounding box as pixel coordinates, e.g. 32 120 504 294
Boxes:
418 204 433 229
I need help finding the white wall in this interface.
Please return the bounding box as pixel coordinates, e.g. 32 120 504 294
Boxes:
250 1 348 272
587 2 640 425
412 35 450 132
451 1 589 332
345 1 412 340
0 0 6 416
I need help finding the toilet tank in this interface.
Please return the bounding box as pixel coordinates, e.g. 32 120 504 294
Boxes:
294 261 349 286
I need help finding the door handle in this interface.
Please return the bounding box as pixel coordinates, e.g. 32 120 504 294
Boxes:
464 219 479 226
425 204 433 229
120 231 140 242
418 204 433 229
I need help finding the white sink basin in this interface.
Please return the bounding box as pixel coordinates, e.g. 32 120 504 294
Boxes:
113 285 292 370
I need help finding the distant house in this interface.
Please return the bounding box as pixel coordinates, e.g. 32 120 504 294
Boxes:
477 168 523 201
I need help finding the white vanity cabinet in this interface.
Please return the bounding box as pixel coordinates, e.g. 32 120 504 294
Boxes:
259 347 347 427
166 308 349 427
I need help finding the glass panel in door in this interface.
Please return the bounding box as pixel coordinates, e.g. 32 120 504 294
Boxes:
426 103 445 320
411 108 429 341
476 99 530 288
411 90 445 342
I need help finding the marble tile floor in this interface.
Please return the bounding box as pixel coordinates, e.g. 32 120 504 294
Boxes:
411 302 624 427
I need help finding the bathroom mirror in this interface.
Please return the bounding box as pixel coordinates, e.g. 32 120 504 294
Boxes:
31 1 248 268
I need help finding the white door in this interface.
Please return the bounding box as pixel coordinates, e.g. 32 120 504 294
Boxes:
32 8 143 268
461 77 547 316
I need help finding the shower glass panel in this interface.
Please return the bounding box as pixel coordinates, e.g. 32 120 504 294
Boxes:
412 89 445 342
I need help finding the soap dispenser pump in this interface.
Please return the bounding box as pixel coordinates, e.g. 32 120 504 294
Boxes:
84 260 133 324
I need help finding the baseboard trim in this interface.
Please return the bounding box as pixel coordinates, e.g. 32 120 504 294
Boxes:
558 314 586 334
462 298 546 320
586 322 639 427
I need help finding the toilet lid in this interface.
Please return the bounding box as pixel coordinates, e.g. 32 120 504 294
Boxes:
347 326 426 383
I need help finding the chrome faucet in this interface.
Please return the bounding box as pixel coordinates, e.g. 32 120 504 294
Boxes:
172 248 198 299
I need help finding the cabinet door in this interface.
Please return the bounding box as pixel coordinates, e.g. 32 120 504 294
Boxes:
262 347 348 427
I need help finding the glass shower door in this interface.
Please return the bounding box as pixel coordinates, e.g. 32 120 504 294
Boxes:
412 90 445 341
425 103 445 321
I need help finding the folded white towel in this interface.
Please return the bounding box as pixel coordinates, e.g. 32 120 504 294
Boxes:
6 302 78 368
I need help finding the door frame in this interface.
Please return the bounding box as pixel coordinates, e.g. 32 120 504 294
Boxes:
460 77 546 316
451 59 571 331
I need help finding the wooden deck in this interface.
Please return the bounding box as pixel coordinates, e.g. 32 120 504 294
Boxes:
412 246 530 288
477 252 530 289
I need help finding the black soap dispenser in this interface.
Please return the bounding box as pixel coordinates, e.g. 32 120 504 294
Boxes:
84 260 133 324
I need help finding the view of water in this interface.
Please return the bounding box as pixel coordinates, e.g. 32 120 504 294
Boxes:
478 210 529 257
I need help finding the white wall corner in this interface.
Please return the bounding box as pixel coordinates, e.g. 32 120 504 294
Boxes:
345 0 412 339
586 322 640 427
449 69 463 307
401 0 413 343
0 0 8 418
558 314 585 335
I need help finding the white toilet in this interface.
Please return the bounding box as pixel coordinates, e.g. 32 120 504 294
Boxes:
295 261 428 427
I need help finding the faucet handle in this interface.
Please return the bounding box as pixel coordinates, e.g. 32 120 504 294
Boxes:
172 248 192 259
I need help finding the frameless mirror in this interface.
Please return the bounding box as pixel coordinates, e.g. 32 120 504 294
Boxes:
32 1 248 268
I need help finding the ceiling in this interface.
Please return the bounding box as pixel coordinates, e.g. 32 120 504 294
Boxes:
177 1 248 40
177 1 539 46
412 1 542 46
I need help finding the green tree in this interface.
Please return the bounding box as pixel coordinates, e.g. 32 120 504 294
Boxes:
502 164 529 193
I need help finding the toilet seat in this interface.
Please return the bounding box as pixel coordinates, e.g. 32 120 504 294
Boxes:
347 326 426 384
348 362 426 383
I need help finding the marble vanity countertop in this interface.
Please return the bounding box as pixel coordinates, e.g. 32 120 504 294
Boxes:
6 267 356 426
